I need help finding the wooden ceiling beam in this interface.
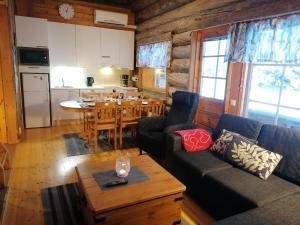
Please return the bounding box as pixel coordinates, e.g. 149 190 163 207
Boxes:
130 0 158 12
135 0 195 23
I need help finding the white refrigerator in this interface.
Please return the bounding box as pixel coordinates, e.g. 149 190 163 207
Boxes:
22 73 51 128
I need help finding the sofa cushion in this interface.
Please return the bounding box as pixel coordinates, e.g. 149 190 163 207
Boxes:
137 131 164 158
257 124 300 185
211 193 300 225
175 129 213 152
226 134 282 180
205 168 300 208
212 114 263 141
173 150 232 177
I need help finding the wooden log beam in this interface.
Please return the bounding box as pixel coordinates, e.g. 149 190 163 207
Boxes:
136 0 195 23
171 59 190 73
136 0 300 41
172 45 191 59
137 32 172 45
168 72 189 88
136 0 238 32
130 0 158 12
173 31 192 46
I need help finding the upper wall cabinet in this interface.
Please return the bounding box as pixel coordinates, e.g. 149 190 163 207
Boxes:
100 28 120 66
15 16 48 48
76 25 101 69
48 22 77 68
119 31 134 70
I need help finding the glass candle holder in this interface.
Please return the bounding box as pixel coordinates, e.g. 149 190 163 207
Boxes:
115 155 131 177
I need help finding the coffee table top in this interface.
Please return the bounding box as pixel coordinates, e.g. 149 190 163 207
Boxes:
76 155 186 214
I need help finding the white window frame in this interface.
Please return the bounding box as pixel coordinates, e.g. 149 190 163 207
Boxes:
200 37 229 100
244 63 300 125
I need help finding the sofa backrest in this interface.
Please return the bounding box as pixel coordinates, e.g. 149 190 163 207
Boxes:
166 91 199 126
212 114 263 141
257 124 300 185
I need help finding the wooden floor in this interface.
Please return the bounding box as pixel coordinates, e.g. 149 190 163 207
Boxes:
2 123 213 225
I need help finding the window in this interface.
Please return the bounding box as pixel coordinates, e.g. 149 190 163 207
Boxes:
200 37 229 100
245 63 300 128
154 69 166 89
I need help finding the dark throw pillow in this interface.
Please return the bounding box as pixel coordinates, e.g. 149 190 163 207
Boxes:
210 129 257 157
226 134 283 180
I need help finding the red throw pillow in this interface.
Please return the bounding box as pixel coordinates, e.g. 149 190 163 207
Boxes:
175 129 213 152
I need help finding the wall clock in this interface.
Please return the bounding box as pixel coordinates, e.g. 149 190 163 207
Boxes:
58 3 75 20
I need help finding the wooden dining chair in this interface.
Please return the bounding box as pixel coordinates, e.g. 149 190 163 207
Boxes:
103 92 120 98
0 143 10 187
126 91 143 98
88 102 117 152
81 92 102 136
81 92 101 99
119 101 142 148
146 100 165 117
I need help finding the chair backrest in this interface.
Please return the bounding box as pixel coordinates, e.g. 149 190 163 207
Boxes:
82 92 101 99
120 101 141 122
146 100 165 117
126 91 142 98
166 91 199 126
93 102 117 124
103 92 120 98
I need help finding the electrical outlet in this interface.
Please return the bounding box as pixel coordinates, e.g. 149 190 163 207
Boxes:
230 99 237 107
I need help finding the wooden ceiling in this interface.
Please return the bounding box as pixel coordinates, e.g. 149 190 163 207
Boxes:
80 0 132 8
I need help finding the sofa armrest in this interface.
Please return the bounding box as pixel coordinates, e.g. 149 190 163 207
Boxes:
163 123 196 134
138 116 166 132
165 133 183 167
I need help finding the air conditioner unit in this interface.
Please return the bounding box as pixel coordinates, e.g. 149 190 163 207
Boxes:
94 10 128 26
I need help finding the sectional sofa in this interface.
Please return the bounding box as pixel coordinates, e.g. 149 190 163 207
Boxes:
165 114 300 224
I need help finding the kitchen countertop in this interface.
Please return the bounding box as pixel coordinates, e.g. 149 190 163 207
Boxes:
51 85 138 90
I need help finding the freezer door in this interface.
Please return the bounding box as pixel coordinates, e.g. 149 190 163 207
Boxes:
23 91 51 128
22 73 49 92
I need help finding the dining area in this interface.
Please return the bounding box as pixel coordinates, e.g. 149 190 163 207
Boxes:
60 91 165 152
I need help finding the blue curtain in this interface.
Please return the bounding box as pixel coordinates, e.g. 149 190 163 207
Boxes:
136 41 171 68
226 14 300 64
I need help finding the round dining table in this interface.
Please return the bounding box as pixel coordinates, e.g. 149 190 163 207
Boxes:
60 100 94 113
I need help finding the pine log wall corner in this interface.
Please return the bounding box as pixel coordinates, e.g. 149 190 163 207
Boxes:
0 3 19 144
15 0 135 30
133 0 300 129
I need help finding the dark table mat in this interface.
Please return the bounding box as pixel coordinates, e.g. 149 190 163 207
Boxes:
93 166 149 191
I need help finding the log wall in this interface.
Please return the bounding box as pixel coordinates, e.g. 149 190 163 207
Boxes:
0 4 19 144
15 0 135 31
133 0 300 127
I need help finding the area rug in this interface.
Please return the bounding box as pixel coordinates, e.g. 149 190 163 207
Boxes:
63 132 137 156
41 183 196 225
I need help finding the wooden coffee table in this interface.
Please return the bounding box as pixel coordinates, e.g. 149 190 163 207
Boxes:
76 155 186 225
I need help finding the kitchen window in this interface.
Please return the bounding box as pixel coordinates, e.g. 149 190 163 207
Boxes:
245 63 300 128
154 69 166 89
200 37 229 100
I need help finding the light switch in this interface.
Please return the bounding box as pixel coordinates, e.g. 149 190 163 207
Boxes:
230 99 237 106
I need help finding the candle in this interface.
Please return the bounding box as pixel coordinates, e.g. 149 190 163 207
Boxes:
119 169 126 175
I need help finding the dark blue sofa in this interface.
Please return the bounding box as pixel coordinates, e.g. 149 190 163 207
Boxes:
166 114 300 224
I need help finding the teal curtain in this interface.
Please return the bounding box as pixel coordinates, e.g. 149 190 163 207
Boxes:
136 41 171 68
226 14 300 64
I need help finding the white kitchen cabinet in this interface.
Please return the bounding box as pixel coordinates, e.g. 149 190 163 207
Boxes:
76 25 101 68
100 28 120 66
51 89 80 121
119 31 135 70
15 16 48 48
48 22 77 68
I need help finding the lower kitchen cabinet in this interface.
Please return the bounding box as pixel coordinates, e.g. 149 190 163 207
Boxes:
51 89 80 121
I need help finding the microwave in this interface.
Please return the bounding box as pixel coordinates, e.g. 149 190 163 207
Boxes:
18 47 49 66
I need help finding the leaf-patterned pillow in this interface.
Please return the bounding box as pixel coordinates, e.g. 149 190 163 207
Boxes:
226 135 283 180
210 129 234 156
210 129 257 157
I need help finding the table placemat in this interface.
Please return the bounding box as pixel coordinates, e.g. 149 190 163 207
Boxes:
93 166 149 191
